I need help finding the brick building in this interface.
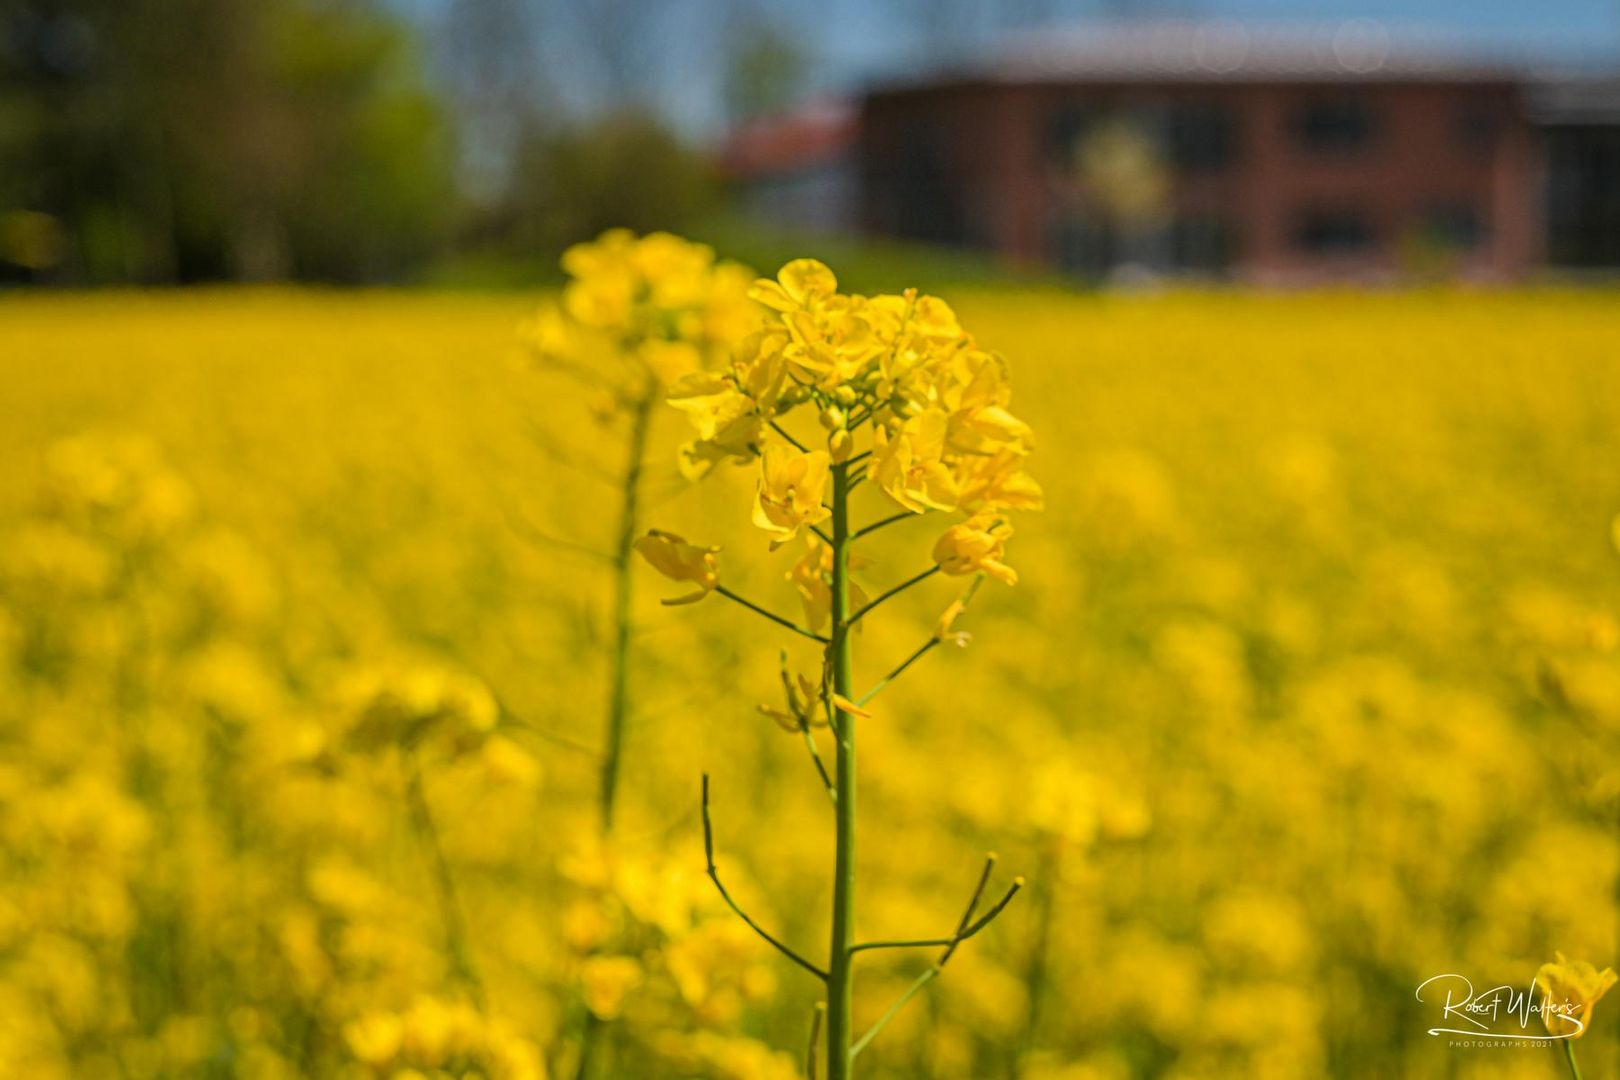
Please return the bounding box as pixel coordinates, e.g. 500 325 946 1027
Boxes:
725 23 1620 282
860 23 1566 282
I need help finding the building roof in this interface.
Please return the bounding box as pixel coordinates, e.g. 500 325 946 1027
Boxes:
916 20 1532 87
1530 75 1620 124
717 100 855 180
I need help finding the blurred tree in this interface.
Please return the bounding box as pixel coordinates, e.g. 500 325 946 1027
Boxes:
564 0 669 109
0 0 453 283
496 111 719 257
722 13 809 123
440 0 546 204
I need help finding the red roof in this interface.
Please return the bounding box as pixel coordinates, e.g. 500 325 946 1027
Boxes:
718 101 856 180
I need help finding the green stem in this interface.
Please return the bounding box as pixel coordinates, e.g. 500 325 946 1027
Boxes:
806 1002 826 1080
850 969 936 1058
801 721 837 805
716 585 829 643
855 639 939 708
580 390 653 1080
600 391 655 831
1562 1038 1583 1080
826 461 858 1079
701 775 829 980
852 511 915 541
402 751 484 1005
845 566 940 629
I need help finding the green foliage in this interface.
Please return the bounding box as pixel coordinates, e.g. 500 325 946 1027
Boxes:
0 0 453 283
495 111 721 258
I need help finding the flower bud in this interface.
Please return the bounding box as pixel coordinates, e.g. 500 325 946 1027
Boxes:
829 429 854 463
833 385 857 406
819 406 846 431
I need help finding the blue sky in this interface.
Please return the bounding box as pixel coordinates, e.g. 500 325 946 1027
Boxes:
401 0 1620 133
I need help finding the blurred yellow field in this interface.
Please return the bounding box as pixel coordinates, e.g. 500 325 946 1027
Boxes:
2 282 1618 1079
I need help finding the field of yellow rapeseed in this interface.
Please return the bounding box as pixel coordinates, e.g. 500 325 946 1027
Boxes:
1 276 1618 1079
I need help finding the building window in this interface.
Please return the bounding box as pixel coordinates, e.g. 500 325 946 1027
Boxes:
1168 105 1236 172
1046 105 1100 164
1420 203 1485 249
1292 99 1378 153
1455 104 1503 156
1170 215 1236 271
1293 207 1375 253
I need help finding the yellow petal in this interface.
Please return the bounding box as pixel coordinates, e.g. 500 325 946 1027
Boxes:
830 693 871 719
778 259 837 305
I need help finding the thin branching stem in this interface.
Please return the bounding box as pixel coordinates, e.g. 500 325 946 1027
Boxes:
801 721 837 805
502 505 615 565
401 751 485 1006
941 855 998 963
854 639 939 708
852 511 916 541
849 856 1020 955
806 1002 826 1080
851 969 935 1058
715 586 830 643
959 879 1024 940
849 859 1023 1057
844 566 940 630
701 775 829 982
526 422 620 485
847 937 954 955
812 525 834 546
770 420 810 452
500 716 601 758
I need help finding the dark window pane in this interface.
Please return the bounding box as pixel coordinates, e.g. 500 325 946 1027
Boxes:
1170 215 1236 270
1293 99 1377 153
1168 105 1235 171
1420 203 1484 249
1046 105 1099 163
1455 105 1503 155
1293 207 1374 252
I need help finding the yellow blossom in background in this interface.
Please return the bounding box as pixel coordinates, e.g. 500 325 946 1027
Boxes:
634 529 720 604
580 956 644 1020
933 513 1018 584
1536 953 1617 1039
523 229 757 412
1 281 1618 1079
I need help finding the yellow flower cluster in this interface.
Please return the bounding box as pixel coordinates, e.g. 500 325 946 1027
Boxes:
522 230 757 404
343 995 545 1078
1537 952 1618 1040
657 258 1040 584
